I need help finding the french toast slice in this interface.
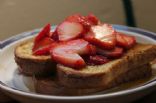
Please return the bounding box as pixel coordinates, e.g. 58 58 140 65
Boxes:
35 64 151 96
57 44 156 88
15 40 56 76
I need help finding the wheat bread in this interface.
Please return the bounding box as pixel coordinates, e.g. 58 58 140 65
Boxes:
35 64 151 95
57 44 156 88
15 40 56 76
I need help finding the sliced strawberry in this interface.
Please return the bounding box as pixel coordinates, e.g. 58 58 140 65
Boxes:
34 24 51 43
65 14 90 26
65 14 99 34
32 24 53 55
33 37 54 55
51 29 59 41
56 21 83 41
33 45 51 55
65 39 96 55
65 14 99 26
52 51 86 69
85 55 109 65
48 32 54 37
33 42 58 55
97 47 123 58
116 32 136 49
65 14 90 32
86 14 99 25
84 24 116 50
33 37 54 51
65 14 82 22
50 39 96 69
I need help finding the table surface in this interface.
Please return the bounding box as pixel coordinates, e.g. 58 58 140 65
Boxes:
134 91 156 103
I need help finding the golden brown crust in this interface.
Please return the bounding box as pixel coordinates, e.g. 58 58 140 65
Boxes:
14 39 51 61
35 64 151 95
57 44 156 88
35 77 103 96
15 55 56 76
14 40 56 76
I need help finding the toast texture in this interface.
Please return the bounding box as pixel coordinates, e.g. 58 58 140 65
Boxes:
15 40 56 76
57 44 156 88
35 64 151 95
15 40 155 91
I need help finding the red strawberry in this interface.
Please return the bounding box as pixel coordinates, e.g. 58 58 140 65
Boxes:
48 32 54 37
65 14 82 22
116 32 136 49
85 55 109 65
65 14 99 26
65 14 90 26
84 24 116 50
65 14 99 34
86 14 99 25
97 47 123 58
33 45 51 55
56 21 83 41
33 37 54 55
50 29 59 41
34 24 51 43
50 39 96 69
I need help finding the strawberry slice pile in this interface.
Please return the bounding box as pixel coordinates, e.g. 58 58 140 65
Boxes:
32 14 136 69
33 37 54 55
51 39 96 68
51 14 99 41
33 24 54 55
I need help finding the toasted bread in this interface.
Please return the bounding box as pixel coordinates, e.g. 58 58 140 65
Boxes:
15 40 155 90
57 44 156 88
35 77 103 96
15 40 56 76
35 64 151 96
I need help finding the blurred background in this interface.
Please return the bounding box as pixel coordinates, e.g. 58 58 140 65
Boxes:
0 0 156 41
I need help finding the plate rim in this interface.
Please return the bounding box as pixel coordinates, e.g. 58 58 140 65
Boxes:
1 24 156 100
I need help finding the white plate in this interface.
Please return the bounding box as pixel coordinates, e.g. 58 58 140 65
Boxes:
1 25 156 103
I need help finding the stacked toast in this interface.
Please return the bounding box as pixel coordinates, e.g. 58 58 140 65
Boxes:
14 14 156 96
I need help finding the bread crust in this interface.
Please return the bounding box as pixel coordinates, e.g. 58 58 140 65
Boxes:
14 40 56 76
57 44 156 88
35 77 103 96
35 64 151 95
